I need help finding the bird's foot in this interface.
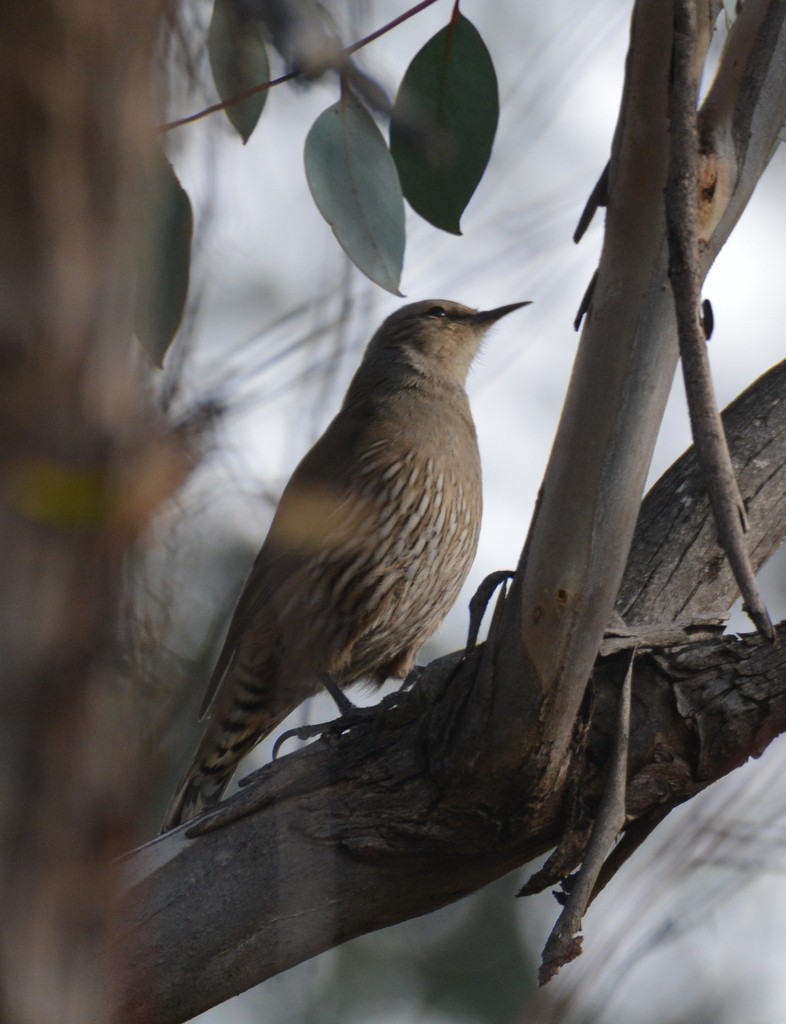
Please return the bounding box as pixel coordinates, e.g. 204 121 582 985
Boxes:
319 672 355 714
272 700 384 759
272 675 419 760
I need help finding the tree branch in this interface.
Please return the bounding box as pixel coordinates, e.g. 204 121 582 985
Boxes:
618 358 786 622
495 0 786 792
117 632 786 1024
538 651 634 983
666 0 772 640
117 356 786 1024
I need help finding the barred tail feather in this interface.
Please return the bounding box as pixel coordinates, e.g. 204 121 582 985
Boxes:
160 767 232 833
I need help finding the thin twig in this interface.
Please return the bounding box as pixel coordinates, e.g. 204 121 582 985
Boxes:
573 161 609 243
159 70 297 133
665 0 774 641
538 649 634 985
573 268 598 331
344 0 441 56
466 570 515 652
160 0 442 134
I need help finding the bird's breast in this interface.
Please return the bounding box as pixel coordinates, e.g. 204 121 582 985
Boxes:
263 404 483 685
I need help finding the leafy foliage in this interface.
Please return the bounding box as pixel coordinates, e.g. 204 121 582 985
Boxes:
142 4 503 362
305 86 405 295
133 148 193 367
390 12 499 234
208 0 270 144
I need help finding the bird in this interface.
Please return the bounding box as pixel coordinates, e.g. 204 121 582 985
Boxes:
161 298 529 831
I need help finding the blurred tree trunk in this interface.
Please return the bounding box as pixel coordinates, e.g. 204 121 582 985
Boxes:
0 2 161 1021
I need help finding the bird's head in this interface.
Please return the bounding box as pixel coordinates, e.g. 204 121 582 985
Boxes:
366 299 531 387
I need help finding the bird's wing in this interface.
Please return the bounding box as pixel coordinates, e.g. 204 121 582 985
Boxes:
198 542 285 718
198 409 380 720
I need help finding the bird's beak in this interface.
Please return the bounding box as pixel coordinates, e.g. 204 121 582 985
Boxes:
471 301 532 325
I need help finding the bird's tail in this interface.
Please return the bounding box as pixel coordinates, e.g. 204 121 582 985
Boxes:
160 765 234 833
159 698 300 833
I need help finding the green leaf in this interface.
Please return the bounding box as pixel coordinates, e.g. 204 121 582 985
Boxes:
208 0 270 143
390 12 499 235
133 149 193 367
305 88 405 295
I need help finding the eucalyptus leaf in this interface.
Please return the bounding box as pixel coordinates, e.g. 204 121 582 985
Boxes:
390 13 499 234
208 0 270 144
305 88 405 295
133 149 193 368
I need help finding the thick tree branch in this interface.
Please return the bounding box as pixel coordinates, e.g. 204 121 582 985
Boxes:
498 0 693 781
618 358 786 622
117 634 786 1024
492 0 786 795
117 355 786 1023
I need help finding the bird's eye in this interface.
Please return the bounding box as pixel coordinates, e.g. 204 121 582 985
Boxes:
425 306 448 319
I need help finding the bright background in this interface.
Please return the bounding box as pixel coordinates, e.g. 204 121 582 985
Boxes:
146 2 786 1021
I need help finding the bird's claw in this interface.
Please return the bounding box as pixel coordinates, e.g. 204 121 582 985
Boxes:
271 701 381 759
272 680 417 759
